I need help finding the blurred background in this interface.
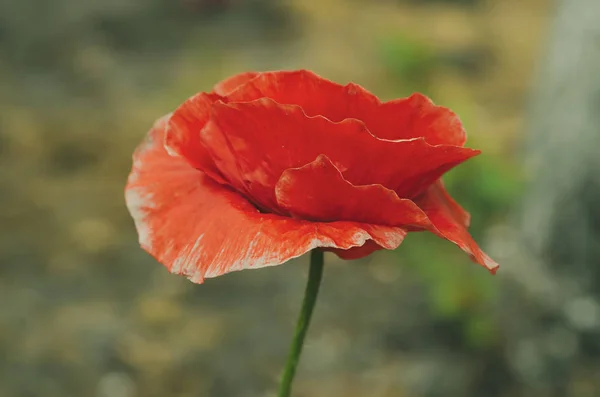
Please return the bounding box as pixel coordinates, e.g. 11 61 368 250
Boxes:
3 0 600 396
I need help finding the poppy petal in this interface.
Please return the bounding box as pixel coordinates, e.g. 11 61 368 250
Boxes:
202 98 479 213
415 181 499 273
275 154 430 228
330 240 387 260
434 181 471 228
226 70 466 146
374 94 467 146
164 92 228 184
126 115 409 283
212 72 260 96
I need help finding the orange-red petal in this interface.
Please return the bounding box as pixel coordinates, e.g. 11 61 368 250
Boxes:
434 181 471 228
212 72 260 96
415 181 499 273
164 92 228 184
201 98 478 213
273 155 492 269
329 240 388 260
225 70 466 146
371 94 467 146
125 115 409 283
275 154 430 228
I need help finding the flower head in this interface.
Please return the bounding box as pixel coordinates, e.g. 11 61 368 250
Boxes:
125 70 498 283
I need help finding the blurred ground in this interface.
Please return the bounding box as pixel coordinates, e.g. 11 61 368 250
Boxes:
0 0 555 396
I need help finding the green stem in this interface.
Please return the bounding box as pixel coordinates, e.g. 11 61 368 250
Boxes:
277 249 325 397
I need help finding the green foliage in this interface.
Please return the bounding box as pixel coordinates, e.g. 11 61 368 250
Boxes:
378 33 435 92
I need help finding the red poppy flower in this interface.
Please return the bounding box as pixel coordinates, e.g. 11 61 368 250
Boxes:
125 70 498 283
